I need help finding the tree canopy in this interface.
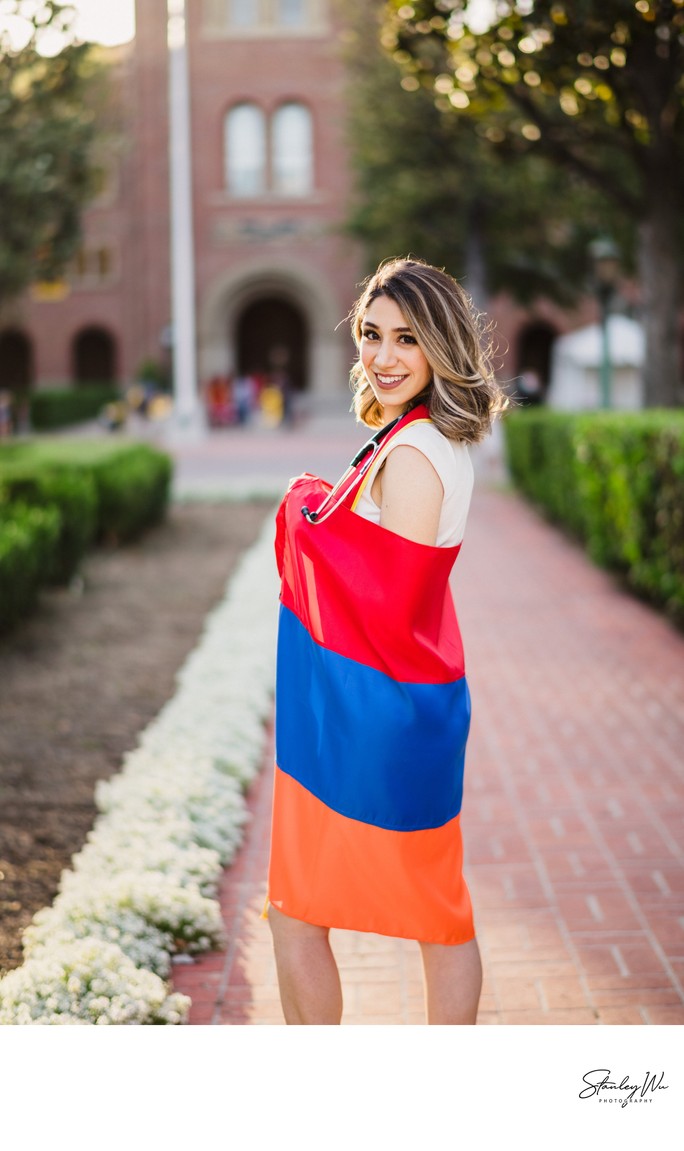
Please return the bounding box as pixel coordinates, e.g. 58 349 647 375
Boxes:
344 0 632 309
0 2 102 312
385 0 684 404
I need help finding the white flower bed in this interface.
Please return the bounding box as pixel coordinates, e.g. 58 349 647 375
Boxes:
0 940 189 1025
0 512 279 1025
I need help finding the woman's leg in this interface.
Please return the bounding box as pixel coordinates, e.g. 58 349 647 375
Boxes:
268 905 343 1024
419 936 482 1025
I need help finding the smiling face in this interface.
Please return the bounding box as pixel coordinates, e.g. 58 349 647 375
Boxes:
359 294 432 423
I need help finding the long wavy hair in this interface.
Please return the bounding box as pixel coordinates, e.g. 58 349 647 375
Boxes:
349 257 507 442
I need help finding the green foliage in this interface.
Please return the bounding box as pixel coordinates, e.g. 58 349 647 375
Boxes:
0 500 60 631
29 386 121 430
387 0 684 405
503 408 684 625
0 439 174 544
344 0 478 281
89 445 173 544
388 0 684 216
136 359 171 391
0 465 97 583
0 438 150 469
345 0 627 302
0 2 106 308
503 408 586 533
0 440 173 629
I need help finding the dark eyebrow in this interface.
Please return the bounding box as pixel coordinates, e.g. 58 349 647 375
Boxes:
363 321 413 333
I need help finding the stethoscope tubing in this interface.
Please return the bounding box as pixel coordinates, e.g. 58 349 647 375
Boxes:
300 416 400 525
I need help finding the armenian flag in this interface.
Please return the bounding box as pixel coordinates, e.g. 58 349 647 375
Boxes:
268 406 474 944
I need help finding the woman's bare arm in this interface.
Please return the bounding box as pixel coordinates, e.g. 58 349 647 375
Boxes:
377 445 443 547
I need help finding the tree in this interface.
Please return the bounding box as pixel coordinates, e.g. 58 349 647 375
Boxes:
344 0 632 309
0 2 101 313
387 0 684 406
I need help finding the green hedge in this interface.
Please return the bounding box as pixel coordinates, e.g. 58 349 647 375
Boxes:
0 502 61 632
503 409 684 626
0 440 173 632
29 386 120 430
88 445 173 543
0 440 173 545
0 467 97 584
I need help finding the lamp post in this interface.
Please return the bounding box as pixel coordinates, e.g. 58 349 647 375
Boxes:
167 0 201 432
589 237 621 410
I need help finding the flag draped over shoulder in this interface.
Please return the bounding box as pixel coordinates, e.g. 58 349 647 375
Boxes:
268 405 475 944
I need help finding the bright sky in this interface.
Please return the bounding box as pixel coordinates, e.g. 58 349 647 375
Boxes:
1 0 495 52
66 1 492 43
68 0 136 45
466 0 496 32
0 0 135 52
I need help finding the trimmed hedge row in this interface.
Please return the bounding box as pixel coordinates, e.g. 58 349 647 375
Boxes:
29 385 121 430
503 409 684 626
92 446 173 544
0 467 97 585
0 441 173 632
0 503 61 630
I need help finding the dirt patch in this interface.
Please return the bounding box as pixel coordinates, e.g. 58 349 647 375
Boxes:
0 499 273 976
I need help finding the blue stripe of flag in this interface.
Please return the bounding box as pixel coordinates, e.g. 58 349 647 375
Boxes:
275 604 470 832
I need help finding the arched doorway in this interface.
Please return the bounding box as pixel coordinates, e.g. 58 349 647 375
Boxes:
199 260 351 399
0 329 33 392
72 326 117 384
235 296 309 391
515 321 558 396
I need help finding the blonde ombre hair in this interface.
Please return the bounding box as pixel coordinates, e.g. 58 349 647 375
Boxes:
349 257 507 442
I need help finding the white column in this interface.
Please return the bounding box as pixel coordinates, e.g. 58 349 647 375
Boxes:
167 0 201 429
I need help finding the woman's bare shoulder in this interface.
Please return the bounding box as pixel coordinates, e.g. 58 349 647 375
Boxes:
377 444 442 546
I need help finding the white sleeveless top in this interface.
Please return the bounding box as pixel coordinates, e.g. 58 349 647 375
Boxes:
354 421 474 547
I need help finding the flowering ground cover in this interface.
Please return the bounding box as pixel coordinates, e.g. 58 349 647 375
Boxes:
0 499 273 977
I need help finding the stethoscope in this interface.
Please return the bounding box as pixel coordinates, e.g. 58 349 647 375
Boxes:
300 415 401 525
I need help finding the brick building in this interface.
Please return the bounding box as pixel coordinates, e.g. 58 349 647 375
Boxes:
0 0 593 409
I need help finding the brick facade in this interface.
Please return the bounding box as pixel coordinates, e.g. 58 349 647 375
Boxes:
0 0 596 403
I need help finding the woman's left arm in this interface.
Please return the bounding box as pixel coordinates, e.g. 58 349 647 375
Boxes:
377 445 443 547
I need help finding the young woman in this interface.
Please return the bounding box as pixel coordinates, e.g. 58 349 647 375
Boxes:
267 257 507 1025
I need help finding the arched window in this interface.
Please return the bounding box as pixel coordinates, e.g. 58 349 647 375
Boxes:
73 327 117 384
225 103 267 196
0 329 33 392
272 102 313 196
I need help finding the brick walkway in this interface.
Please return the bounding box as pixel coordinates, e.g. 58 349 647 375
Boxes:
172 481 684 1025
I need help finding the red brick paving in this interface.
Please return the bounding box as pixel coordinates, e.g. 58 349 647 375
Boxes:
172 481 684 1024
